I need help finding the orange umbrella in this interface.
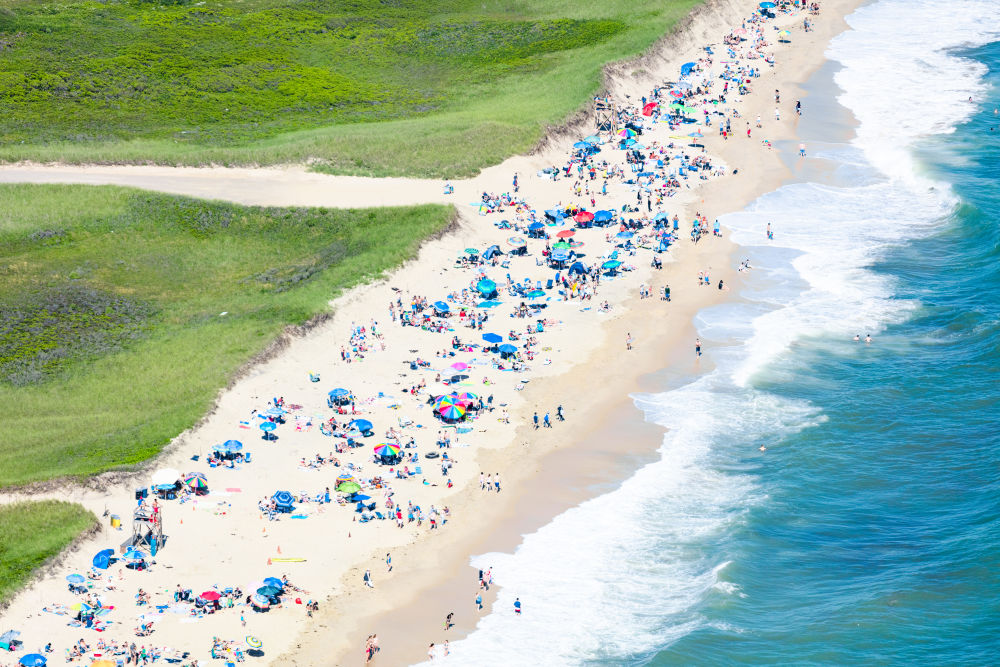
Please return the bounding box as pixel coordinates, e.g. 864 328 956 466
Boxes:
556 230 575 239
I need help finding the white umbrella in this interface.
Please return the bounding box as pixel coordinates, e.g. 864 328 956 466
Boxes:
150 468 180 487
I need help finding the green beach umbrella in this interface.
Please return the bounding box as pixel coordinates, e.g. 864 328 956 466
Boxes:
336 481 361 494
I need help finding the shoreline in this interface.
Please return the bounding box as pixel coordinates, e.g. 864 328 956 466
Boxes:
0 1 865 665
282 1 866 665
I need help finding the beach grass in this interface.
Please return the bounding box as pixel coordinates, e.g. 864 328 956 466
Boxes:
0 184 453 488
0 0 702 176
0 501 97 604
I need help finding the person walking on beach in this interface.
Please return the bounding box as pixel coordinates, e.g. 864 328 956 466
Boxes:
495 473 501 492
766 222 773 240
363 569 374 588
475 592 483 611
626 332 633 350
514 598 522 615
445 612 454 630
543 413 551 428
695 338 702 358
533 412 539 429
557 405 564 421
385 553 392 573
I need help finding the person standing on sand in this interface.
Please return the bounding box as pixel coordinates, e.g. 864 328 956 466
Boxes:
543 413 551 428
445 612 454 630
475 592 483 611
557 405 564 421
626 332 633 350
533 412 539 429
695 338 702 357
495 473 501 492
428 643 436 660
385 553 392 573
514 598 522 615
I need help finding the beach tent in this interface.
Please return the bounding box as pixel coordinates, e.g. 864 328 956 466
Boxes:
680 62 697 76
569 261 587 276
543 209 566 222
92 548 114 570
482 244 502 261
349 419 373 436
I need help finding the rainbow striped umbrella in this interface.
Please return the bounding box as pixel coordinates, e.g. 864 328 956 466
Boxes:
617 128 637 138
336 472 355 483
374 443 401 457
452 391 478 404
436 396 467 420
183 472 207 489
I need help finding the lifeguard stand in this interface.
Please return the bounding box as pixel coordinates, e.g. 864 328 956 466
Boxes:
594 97 619 134
121 504 165 556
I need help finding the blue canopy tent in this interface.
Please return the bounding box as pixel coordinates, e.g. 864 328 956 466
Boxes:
543 209 565 222
476 279 498 299
348 419 374 436
569 261 587 276
272 491 295 513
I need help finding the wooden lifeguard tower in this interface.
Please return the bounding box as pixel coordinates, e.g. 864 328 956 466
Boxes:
594 96 619 134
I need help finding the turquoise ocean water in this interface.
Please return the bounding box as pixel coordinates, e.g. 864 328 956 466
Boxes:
425 1 1000 664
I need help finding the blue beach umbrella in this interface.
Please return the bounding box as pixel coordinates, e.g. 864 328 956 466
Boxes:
476 279 497 296
328 388 350 399
498 344 518 356
594 210 613 223
252 594 271 607
264 407 285 417
263 576 284 590
602 260 622 270
257 585 281 597
124 548 147 562
680 62 697 76
272 491 294 507
616 231 634 239
759 1 776 7
478 300 502 309
528 221 545 230
215 439 243 453
18 654 47 667
259 421 276 433
573 141 590 150
482 332 502 344
66 574 85 584
433 300 451 313
583 135 600 144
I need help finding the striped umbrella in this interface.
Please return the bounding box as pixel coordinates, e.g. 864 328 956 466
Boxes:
452 391 478 404
374 443 401 457
183 472 207 490
336 472 355 484
437 401 466 421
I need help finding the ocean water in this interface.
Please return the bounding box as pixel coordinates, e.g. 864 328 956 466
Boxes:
429 1 1000 664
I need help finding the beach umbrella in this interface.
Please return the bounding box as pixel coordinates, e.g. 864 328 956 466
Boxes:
272 490 294 506
264 406 285 417
257 585 281 597
594 210 614 223
352 494 372 502
556 229 575 239
572 141 590 150
69 602 92 613
498 343 518 355
374 443 401 457
464 247 479 255
123 548 147 562
200 590 221 602
349 419 373 433
482 333 503 345
217 439 243 453
669 89 684 98
528 221 545 231
66 573 86 584
263 576 284 590
150 468 179 487
91 661 115 667
616 231 635 239
525 289 546 299
759 1 776 7
245 636 263 649
583 135 601 144
328 388 350 399
337 481 361 494
476 279 497 296
573 211 594 223
602 260 623 269
92 548 114 570
259 421 276 434
183 474 208 491
680 62 697 76
437 403 466 420
18 654 46 667
507 236 526 246
251 594 270 608
433 300 451 313
552 241 572 250
617 128 637 138
643 102 658 116
450 362 469 371
778 29 791 39
336 472 355 484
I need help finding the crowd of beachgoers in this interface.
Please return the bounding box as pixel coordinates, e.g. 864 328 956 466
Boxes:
0 2 828 666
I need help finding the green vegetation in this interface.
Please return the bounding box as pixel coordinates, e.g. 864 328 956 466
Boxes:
0 500 97 603
0 184 453 487
0 0 702 176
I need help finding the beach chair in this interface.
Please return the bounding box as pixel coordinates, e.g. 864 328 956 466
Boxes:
374 512 385 520
415 466 422 475
545 279 553 289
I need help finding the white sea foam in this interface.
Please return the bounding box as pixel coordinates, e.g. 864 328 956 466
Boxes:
419 2 1000 665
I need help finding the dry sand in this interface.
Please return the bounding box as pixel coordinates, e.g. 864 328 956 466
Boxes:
0 0 863 665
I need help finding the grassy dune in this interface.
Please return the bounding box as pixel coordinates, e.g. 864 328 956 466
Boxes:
0 501 97 604
0 184 453 487
0 0 702 175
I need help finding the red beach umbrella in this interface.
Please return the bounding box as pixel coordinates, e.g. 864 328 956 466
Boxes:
574 211 594 223
556 230 575 239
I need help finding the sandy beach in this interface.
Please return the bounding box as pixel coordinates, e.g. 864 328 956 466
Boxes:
0 1 865 666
